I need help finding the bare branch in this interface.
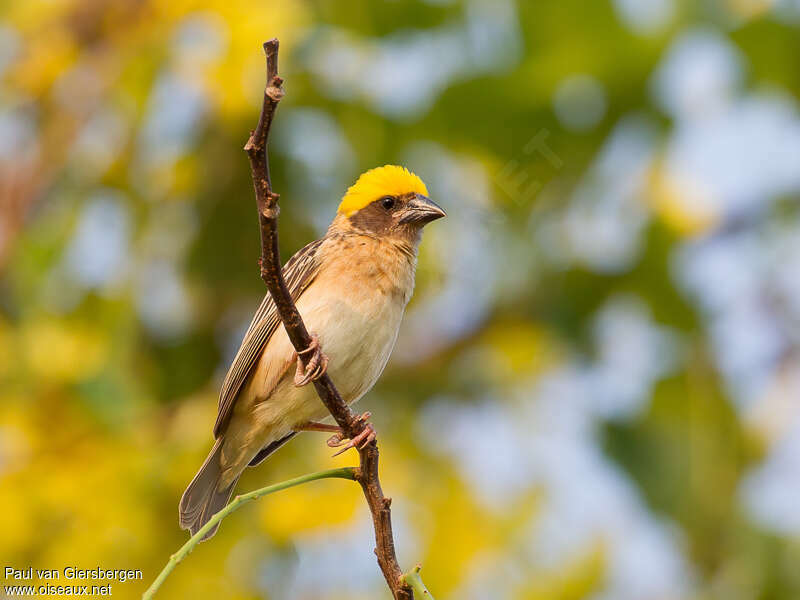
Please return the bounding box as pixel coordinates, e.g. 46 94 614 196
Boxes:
244 38 414 600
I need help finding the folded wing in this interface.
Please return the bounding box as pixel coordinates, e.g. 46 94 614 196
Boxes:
213 238 324 437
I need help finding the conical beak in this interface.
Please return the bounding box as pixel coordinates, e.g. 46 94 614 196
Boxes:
399 194 446 225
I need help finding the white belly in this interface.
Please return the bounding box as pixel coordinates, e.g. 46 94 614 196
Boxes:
301 289 404 404
242 279 407 449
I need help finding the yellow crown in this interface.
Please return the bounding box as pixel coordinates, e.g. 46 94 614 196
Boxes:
338 165 429 216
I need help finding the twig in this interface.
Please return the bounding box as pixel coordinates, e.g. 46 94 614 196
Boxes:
401 565 435 599
142 468 356 599
243 39 414 600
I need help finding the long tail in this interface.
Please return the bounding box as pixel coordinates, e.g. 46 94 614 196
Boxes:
179 440 239 541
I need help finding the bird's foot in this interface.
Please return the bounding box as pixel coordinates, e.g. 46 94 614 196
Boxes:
327 412 376 457
294 333 329 386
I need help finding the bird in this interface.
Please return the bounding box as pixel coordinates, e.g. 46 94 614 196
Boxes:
179 165 445 540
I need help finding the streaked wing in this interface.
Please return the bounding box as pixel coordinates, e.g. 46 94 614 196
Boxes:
213 238 324 437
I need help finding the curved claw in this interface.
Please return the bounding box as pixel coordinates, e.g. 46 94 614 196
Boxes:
330 418 377 457
294 333 329 386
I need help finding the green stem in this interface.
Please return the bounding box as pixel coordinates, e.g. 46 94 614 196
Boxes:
401 565 435 599
143 467 358 600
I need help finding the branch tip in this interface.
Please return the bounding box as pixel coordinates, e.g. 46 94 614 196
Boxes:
263 39 279 81
401 564 434 599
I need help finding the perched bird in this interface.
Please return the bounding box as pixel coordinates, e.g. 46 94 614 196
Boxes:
180 165 445 539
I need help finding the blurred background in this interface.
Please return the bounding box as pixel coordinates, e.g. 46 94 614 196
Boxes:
2 0 800 598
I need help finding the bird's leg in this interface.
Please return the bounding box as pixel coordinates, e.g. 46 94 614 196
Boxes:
327 411 377 457
294 332 329 386
295 421 341 433
294 413 376 456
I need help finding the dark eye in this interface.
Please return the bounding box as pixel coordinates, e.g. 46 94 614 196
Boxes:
380 196 396 210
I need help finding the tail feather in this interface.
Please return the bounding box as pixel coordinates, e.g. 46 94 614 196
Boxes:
179 440 240 541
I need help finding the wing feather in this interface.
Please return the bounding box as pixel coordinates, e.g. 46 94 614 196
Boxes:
213 238 324 437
